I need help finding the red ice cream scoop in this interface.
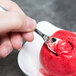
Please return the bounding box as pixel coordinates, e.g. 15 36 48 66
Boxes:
40 30 76 76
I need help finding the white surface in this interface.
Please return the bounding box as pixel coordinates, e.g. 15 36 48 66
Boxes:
18 21 62 76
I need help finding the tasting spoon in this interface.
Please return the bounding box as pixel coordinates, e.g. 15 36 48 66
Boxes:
0 6 59 55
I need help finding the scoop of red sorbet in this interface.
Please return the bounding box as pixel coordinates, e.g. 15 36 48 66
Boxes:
40 30 76 76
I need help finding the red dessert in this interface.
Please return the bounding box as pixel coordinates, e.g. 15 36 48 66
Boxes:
40 30 76 76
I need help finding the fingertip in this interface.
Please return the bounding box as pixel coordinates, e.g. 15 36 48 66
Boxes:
23 32 34 42
0 47 7 58
0 43 13 58
0 35 13 58
11 33 22 50
21 17 36 32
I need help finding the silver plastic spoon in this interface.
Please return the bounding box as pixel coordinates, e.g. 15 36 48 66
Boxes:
0 6 58 55
35 28 58 55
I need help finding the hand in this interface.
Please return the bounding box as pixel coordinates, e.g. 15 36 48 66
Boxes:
0 0 36 58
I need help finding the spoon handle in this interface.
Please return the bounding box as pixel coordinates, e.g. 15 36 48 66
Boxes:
0 6 8 11
35 29 45 37
35 28 49 41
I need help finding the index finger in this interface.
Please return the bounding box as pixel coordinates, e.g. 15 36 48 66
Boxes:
0 0 36 34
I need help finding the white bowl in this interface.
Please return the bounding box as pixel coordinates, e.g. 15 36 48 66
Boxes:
17 21 61 76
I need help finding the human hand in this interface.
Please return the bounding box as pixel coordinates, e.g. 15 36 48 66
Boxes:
0 0 36 58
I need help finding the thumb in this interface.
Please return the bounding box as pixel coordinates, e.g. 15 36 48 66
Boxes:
0 11 36 34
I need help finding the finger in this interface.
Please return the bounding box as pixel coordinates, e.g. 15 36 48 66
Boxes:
22 32 34 42
10 32 22 50
0 35 13 58
0 12 36 34
0 0 36 34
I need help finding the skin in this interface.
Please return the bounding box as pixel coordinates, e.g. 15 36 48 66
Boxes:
0 0 36 58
